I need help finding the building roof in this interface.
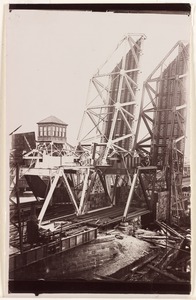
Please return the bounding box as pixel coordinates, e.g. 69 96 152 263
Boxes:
37 115 67 125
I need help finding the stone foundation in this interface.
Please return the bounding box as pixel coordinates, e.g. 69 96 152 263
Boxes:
11 235 120 280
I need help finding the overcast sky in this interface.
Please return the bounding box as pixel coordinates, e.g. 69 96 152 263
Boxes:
6 9 191 156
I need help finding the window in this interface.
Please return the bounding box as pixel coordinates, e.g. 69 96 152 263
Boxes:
62 127 66 137
44 127 47 136
59 127 62 137
56 126 59 136
48 126 51 136
39 126 43 136
52 126 55 136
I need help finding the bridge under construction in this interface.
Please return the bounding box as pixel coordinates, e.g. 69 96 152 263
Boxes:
9 34 190 283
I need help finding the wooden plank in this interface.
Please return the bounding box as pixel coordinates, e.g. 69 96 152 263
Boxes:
160 238 185 270
121 253 160 281
158 221 184 239
148 264 185 282
131 253 159 273
139 235 169 239
94 274 119 281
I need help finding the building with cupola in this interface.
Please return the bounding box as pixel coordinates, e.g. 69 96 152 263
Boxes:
37 115 68 144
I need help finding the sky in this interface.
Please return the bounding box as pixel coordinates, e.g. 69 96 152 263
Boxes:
5 9 191 156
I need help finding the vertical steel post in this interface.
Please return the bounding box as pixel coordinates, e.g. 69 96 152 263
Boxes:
122 170 139 222
16 163 23 254
78 168 90 214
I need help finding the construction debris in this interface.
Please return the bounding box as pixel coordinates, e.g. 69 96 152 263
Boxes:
86 225 191 284
148 264 185 282
156 221 184 239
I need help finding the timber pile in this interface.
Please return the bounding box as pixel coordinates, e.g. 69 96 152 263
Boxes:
101 222 190 283
135 227 181 249
122 222 190 283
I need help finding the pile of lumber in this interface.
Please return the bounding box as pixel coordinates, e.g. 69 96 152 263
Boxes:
135 228 181 249
131 222 190 282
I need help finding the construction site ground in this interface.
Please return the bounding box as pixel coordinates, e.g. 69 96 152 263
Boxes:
68 225 190 284
75 229 151 280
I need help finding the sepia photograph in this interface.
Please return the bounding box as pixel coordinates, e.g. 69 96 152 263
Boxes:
5 3 192 295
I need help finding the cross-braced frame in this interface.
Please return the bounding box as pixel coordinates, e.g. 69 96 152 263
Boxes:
135 41 189 223
77 34 146 166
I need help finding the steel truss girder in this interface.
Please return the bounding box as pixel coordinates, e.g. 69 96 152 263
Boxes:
16 157 157 227
37 168 80 224
24 165 114 224
22 141 76 170
135 41 189 223
24 159 157 225
77 34 146 166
